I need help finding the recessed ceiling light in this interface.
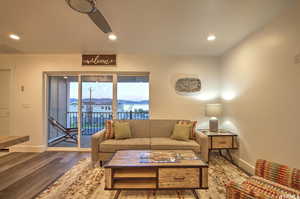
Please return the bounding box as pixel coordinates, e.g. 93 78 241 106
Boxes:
108 33 117 41
9 34 20 40
207 34 216 41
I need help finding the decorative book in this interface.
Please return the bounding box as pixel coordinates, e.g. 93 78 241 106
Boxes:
139 151 199 163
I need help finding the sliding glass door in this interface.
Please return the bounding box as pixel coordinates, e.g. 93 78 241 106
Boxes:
47 73 149 149
48 76 79 147
80 75 113 148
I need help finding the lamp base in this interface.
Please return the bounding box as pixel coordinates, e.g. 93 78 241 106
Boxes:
209 119 219 132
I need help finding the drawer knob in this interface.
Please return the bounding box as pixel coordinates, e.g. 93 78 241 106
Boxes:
173 177 185 181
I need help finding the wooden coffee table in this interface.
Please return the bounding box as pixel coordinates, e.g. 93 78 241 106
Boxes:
104 150 208 199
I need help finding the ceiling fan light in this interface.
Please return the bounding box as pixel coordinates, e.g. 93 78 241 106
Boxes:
66 0 95 14
66 0 113 34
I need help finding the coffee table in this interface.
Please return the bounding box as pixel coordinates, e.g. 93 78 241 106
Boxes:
104 150 208 199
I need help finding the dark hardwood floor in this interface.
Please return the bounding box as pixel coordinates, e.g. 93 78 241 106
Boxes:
0 151 89 199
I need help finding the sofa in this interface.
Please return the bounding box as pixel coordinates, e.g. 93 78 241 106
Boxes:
226 159 300 199
91 119 209 165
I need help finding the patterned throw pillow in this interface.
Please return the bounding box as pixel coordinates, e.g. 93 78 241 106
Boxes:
176 120 197 139
104 120 114 139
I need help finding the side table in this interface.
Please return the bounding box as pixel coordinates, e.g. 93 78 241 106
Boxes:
201 131 238 163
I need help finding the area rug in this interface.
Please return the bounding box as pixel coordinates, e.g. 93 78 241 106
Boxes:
36 154 249 199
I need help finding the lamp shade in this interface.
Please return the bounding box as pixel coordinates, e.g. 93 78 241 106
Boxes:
205 104 222 117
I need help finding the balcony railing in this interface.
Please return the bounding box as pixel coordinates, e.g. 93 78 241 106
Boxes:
67 111 149 135
117 111 149 120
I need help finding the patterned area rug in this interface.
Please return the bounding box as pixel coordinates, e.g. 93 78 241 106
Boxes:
37 154 249 199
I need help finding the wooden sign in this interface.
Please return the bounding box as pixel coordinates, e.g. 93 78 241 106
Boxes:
82 54 117 66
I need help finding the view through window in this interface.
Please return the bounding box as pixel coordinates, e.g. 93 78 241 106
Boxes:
80 76 113 148
117 76 149 120
47 74 149 148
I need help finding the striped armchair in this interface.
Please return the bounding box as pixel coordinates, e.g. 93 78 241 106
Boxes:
226 159 300 199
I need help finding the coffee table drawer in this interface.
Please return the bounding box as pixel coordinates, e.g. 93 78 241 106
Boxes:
158 168 200 188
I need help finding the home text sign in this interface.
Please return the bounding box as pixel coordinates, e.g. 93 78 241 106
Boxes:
82 54 117 66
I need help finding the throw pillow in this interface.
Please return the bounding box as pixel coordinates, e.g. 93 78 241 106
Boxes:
171 123 191 141
176 120 197 139
113 121 132 139
104 120 114 139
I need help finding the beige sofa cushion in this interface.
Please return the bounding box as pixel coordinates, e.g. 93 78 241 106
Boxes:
150 120 177 137
150 137 200 152
115 120 150 138
99 138 150 152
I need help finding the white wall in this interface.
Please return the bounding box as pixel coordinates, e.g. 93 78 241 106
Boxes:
221 2 300 172
0 54 220 151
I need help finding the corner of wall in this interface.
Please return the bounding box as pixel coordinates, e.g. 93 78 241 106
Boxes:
232 154 255 175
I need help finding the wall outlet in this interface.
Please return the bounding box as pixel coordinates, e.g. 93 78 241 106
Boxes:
22 104 31 109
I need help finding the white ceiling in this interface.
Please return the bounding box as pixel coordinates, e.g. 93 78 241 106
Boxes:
0 0 296 55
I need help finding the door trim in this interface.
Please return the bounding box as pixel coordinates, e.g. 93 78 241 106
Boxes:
0 67 15 136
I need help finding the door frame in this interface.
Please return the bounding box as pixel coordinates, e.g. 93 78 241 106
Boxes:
0 66 15 137
44 71 150 151
44 73 116 151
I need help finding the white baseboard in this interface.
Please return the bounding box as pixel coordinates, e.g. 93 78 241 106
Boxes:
238 158 255 175
9 145 47 153
232 154 255 175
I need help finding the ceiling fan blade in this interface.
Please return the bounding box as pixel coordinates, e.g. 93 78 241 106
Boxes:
88 9 112 33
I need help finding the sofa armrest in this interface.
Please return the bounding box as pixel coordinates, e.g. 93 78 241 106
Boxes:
226 182 259 199
195 131 209 162
91 129 106 163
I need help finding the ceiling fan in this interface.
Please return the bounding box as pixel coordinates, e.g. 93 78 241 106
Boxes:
65 0 112 34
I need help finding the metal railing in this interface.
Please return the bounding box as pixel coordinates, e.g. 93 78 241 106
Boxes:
81 112 113 135
67 111 149 135
117 111 149 120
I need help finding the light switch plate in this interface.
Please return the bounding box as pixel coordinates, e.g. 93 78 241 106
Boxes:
295 54 300 64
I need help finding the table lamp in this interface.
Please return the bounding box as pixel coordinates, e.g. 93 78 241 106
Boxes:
205 104 222 132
